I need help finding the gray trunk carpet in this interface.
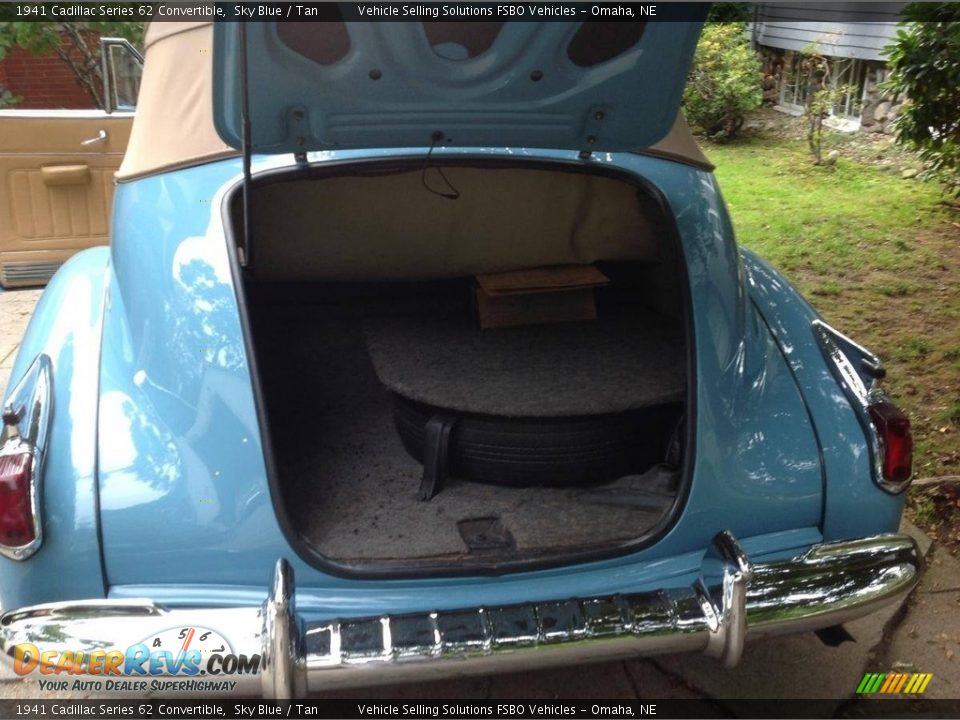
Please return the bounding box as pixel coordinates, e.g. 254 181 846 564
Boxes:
365 308 684 417
257 301 678 565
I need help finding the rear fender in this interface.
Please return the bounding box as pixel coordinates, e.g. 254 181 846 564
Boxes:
0 248 110 608
741 249 905 539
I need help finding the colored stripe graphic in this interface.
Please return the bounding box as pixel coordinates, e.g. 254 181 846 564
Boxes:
857 672 932 694
863 673 885 693
880 673 897 693
855 674 875 694
892 673 909 693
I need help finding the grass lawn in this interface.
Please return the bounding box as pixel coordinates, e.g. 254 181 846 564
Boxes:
704 133 960 547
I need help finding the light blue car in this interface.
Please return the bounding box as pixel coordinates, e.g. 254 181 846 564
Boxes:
0 18 919 698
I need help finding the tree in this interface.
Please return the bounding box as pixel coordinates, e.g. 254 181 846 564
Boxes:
682 23 763 139
797 48 856 165
0 21 144 109
883 3 960 198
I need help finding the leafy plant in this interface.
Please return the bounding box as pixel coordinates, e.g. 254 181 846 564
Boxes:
0 21 144 109
0 85 20 108
683 23 763 139
883 3 960 198
797 50 856 165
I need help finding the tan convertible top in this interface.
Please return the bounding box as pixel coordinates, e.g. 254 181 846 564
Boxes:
117 22 235 179
117 22 712 180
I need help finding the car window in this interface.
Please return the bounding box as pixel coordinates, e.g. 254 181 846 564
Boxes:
103 40 143 112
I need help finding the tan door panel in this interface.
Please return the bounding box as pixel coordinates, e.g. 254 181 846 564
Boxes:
0 113 132 287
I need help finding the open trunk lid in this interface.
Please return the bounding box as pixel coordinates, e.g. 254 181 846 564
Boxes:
212 19 706 155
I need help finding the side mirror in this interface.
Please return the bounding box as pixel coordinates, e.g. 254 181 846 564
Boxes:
100 37 144 114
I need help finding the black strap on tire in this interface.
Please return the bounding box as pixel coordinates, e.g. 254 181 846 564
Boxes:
419 412 459 501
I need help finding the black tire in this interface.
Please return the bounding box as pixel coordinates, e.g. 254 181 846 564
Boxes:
392 394 680 487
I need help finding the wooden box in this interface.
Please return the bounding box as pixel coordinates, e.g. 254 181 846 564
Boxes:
475 265 610 329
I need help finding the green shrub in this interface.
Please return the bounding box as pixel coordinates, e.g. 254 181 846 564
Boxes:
883 3 960 197
707 3 753 24
0 85 19 109
683 23 763 139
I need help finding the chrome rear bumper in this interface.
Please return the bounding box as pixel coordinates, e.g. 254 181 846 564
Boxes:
0 532 919 697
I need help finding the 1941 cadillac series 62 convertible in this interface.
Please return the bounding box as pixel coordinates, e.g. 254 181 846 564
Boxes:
0 19 920 698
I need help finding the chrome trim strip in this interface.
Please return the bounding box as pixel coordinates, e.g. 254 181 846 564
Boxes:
0 354 53 561
0 533 920 697
100 37 144 115
811 319 884 385
0 110 135 119
1 262 63 285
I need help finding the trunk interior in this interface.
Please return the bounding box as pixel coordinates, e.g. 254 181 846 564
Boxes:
233 161 691 573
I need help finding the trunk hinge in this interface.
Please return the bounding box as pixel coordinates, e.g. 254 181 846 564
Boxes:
288 107 310 167
579 107 608 161
239 23 253 269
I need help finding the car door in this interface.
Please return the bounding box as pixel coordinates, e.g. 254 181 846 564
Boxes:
0 38 142 288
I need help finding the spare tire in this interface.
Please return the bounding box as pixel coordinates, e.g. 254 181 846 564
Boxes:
392 394 680 487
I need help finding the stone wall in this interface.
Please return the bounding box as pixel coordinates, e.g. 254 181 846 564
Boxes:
859 65 905 134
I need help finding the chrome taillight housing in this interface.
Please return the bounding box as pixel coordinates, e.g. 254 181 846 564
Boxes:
813 320 913 494
0 354 52 560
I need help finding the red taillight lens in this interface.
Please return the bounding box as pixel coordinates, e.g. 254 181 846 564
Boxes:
0 451 35 546
868 400 913 484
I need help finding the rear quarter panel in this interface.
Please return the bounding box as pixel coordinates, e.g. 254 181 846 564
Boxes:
742 249 905 540
0 248 109 609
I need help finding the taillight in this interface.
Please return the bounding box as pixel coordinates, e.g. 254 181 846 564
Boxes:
868 399 913 485
0 450 35 546
0 353 53 560
813 321 913 494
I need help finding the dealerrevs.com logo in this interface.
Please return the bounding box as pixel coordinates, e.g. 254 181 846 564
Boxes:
13 626 260 693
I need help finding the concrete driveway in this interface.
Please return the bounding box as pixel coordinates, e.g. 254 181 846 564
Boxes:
1 288 958 705
0 288 41 396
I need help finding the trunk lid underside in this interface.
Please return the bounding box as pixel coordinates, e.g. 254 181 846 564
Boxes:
212 20 706 155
